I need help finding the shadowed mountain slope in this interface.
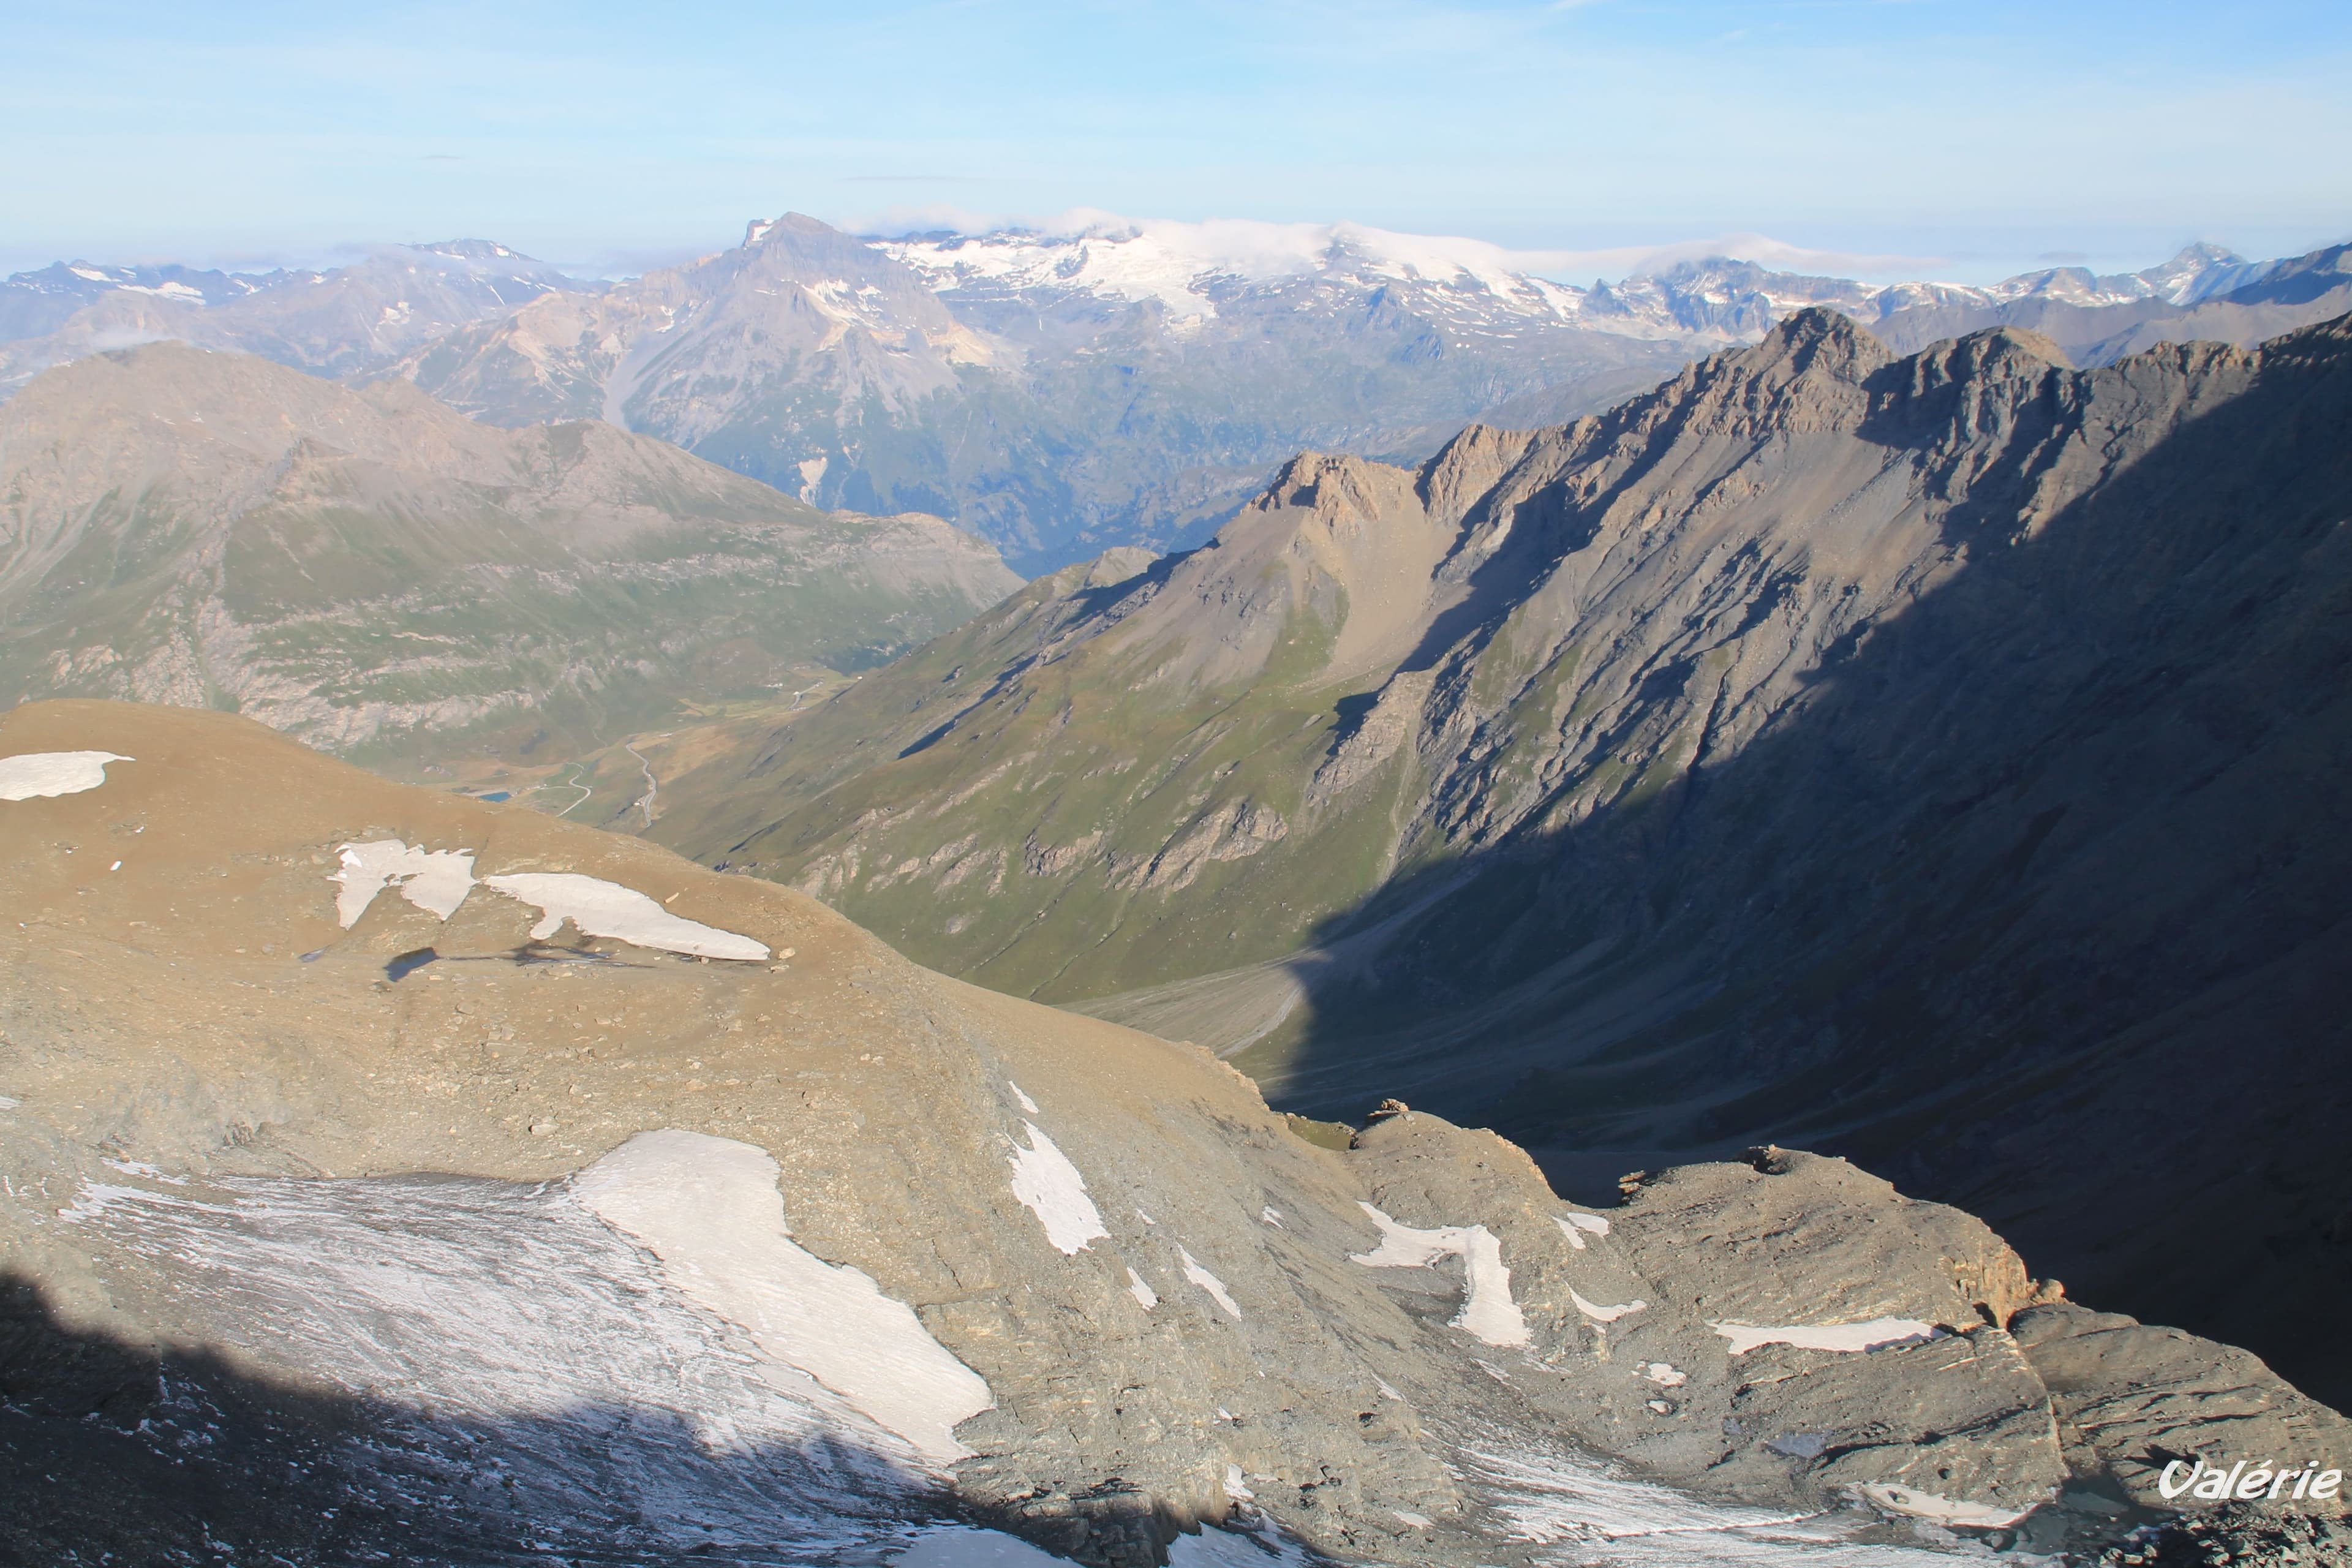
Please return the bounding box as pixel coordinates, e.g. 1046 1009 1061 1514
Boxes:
4 699 2345 1565
0 343 1019 766
646 310 2352 1406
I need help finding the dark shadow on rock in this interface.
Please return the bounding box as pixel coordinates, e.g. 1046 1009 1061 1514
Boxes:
0 1271 1074 1567
1270 317 2352 1411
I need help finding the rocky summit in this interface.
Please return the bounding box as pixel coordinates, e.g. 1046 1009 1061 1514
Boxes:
640 307 2352 1416
4 698 2347 1567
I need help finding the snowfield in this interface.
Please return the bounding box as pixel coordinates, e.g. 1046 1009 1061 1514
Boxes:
0 750 130 800
1351 1203 1529 1348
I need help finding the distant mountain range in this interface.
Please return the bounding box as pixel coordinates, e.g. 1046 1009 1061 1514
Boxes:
0 240 591 391
639 307 2352 1410
7 219 2345 572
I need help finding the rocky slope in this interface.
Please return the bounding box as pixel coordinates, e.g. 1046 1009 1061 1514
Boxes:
0 343 1019 767
4 700 2345 1566
641 309 2352 1412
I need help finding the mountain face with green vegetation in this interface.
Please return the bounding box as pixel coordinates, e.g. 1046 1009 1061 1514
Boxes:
0 342 1019 769
649 308 2352 1409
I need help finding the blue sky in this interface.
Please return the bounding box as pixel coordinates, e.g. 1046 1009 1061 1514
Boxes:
3 0 2347 283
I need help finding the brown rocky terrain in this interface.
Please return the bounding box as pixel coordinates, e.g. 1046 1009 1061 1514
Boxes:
6 699 2345 1566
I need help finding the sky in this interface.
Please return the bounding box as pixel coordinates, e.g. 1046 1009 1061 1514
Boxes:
2 0 2348 284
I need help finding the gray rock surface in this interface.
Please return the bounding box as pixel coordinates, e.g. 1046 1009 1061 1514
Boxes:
2015 1302 2352 1512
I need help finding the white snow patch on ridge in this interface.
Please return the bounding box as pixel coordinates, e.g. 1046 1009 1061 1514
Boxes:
575 1129 992 1466
1570 1288 1647 1324
1005 1121 1109 1254
1126 1267 1158 1310
0 751 130 801
1711 1317 1939 1356
1351 1203 1528 1348
1556 1212 1610 1250
1179 1247 1242 1319
333 840 477 926
483 872 769 960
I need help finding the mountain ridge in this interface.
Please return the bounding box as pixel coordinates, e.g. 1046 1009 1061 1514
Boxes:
640 305 2352 1407
0 342 1019 767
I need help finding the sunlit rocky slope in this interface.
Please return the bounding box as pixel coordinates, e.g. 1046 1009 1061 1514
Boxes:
0 343 1018 767
643 309 2352 1411
4 701 2347 1566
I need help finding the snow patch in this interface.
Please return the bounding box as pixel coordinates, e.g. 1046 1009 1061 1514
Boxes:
332 840 477 927
0 751 130 801
1008 1081 1039 1114
58 1164 941 1555
1126 1267 1158 1309
1639 1362 1687 1387
1711 1317 1940 1356
1180 1247 1242 1319
1351 1204 1528 1348
574 1129 992 1465
1458 1439 1816 1544
1005 1121 1108 1254
1858 1483 2030 1528
1556 1212 1611 1250
482 872 769 960
1571 1288 1648 1324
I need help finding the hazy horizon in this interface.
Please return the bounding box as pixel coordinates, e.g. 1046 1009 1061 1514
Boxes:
4 0 2346 286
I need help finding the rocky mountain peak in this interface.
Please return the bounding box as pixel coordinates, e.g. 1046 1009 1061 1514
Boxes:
1754 305 1899 380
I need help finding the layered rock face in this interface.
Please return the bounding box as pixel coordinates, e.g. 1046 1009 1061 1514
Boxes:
6 701 2344 1566
0 343 1019 764
643 309 2352 1410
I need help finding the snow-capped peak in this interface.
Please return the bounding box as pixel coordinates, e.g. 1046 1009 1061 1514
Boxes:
880 214 1579 320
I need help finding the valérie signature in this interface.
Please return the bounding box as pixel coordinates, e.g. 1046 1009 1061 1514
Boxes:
2157 1458 2343 1504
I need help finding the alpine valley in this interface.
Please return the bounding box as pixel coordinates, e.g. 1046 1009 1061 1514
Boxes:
642 307 2352 1426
